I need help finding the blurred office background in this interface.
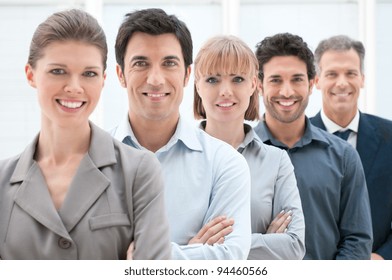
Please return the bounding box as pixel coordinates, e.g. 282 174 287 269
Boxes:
0 0 391 159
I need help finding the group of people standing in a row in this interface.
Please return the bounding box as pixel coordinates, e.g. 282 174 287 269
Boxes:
0 7 391 260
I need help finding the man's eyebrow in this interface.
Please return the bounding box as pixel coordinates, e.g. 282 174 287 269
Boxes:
129 55 181 62
268 74 281 78
164 55 181 61
130 55 148 62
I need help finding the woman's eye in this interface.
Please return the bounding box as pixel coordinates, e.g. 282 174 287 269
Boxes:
50 69 65 75
206 77 218 84
233 76 244 83
84 71 98 77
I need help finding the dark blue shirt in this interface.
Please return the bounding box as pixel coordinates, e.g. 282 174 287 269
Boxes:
254 117 373 259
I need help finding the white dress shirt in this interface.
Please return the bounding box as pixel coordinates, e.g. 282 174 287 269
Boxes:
320 109 360 148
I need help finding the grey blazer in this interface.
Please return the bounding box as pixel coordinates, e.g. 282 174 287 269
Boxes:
0 123 171 260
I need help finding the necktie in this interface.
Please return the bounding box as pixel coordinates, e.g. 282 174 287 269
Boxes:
333 129 351 141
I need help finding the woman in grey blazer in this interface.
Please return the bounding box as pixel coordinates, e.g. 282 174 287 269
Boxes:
0 9 171 260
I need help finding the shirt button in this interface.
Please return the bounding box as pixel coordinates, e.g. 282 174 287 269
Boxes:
58 237 72 249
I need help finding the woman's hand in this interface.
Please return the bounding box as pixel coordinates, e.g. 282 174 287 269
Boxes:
267 210 292 233
188 216 234 245
126 241 134 260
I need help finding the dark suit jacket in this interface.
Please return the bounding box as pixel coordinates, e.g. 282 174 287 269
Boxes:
311 112 392 259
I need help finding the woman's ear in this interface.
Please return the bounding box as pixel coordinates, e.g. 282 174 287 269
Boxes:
194 80 203 99
195 82 200 96
25 64 36 88
250 76 258 96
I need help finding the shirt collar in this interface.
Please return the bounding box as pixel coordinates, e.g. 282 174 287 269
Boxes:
111 113 140 147
113 113 203 152
199 120 265 151
257 115 329 149
172 117 203 152
239 123 265 149
321 109 359 133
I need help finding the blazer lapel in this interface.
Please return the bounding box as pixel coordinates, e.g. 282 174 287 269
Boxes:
357 113 379 177
310 112 327 130
12 142 70 239
58 155 111 232
58 123 117 232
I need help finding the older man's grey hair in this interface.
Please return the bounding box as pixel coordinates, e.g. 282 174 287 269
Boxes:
314 35 365 74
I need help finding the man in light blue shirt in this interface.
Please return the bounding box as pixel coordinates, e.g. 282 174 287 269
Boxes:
111 8 251 259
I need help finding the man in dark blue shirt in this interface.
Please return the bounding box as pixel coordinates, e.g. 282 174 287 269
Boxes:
253 33 372 259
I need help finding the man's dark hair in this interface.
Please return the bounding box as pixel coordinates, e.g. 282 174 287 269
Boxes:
115 8 193 72
255 32 315 81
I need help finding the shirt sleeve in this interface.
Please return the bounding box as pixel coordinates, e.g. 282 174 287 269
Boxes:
248 150 305 260
336 146 373 259
171 147 251 260
376 231 392 259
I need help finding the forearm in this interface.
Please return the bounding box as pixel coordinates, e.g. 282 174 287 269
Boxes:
248 232 305 260
249 151 305 260
171 204 251 260
171 238 248 260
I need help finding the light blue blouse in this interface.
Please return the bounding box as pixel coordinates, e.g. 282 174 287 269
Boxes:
200 121 305 260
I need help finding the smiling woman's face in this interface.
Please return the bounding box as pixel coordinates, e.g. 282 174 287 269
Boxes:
25 40 105 128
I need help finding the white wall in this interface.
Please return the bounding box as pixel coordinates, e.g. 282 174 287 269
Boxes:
0 0 391 159
376 1 392 118
0 5 60 159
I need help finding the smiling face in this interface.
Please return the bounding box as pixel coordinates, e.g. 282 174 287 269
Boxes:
261 55 314 124
116 32 190 124
25 41 105 128
315 49 364 119
196 72 256 124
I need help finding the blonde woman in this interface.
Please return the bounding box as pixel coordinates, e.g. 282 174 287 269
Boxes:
194 35 305 259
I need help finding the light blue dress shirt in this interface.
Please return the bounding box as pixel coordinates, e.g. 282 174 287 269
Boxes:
254 117 373 259
111 114 251 259
200 121 305 259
